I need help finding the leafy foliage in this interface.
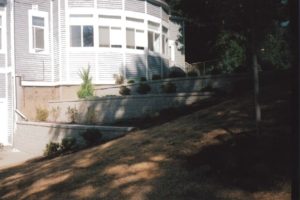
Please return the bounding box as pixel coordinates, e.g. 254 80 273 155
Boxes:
81 129 103 146
137 83 151 95
140 77 147 82
215 31 246 73
60 137 77 152
259 27 291 70
119 86 131 96
44 142 60 157
187 71 198 77
152 74 162 80
77 66 94 99
161 82 177 93
127 80 135 84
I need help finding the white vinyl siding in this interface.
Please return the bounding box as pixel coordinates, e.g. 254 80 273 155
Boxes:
125 0 145 13
68 0 94 8
0 15 2 51
98 0 122 10
147 1 161 18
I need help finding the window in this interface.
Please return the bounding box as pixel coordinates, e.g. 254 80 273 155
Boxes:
148 31 160 53
126 28 135 49
70 25 94 47
110 27 122 48
148 21 161 53
99 26 122 48
126 28 145 50
29 10 49 53
162 27 168 55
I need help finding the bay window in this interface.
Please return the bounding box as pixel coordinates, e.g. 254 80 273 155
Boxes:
99 26 122 48
126 28 145 50
148 21 160 53
70 25 94 47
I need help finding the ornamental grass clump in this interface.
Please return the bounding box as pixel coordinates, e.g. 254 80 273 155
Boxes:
77 66 94 99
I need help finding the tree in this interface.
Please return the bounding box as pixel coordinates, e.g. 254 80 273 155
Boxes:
166 0 291 134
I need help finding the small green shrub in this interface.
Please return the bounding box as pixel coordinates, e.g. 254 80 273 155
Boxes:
60 137 77 152
152 74 162 80
36 107 49 122
81 129 103 146
187 71 198 77
161 82 177 93
119 86 131 96
168 68 186 78
114 74 124 85
140 77 147 82
201 85 213 92
66 106 78 123
44 142 60 157
137 83 151 94
77 66 94 99
127 80 135 84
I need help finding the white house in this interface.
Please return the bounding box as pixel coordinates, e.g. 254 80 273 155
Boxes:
0 0 185 145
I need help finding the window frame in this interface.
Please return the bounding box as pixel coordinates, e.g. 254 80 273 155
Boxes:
98 26 122 49
28 10 49 54
147 21 161 53
70 25 94 48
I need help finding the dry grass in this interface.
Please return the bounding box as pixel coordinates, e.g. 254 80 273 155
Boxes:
0 80 291 200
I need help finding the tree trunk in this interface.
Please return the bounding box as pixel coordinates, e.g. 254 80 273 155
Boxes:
252 51 261 135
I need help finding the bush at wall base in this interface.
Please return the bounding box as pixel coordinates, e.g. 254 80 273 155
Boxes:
161 82 177 93
152 74 161 80
119 86 131 96
137 83 151 94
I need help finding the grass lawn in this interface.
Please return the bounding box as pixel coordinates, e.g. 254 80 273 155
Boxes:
0 79 291 200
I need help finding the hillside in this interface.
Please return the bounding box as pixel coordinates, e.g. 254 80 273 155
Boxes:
0 77 291 200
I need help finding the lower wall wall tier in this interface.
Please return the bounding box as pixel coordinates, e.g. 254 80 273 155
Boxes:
14 121 135 156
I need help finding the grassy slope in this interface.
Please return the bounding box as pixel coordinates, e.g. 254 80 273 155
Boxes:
0 80 291 200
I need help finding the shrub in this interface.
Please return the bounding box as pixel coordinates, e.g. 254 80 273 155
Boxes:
119 86 131 96
85 107 97 124
66 106 78 123
60 137 77 152
152 74 161 80
187 71 198 77
140 77 147 82
114 74 124 85
168 67 186 78
77 66 94 99
127 80 135 84
161 82 177 93
44 142 60 157
201 85 213 92
137 83 151 94
81 128 103 146
36 107 49 122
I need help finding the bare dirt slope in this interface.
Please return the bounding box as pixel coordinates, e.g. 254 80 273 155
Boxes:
0 80 291 200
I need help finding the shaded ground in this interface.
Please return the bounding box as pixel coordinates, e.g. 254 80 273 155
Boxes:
0 79 291 200
0 147 36 170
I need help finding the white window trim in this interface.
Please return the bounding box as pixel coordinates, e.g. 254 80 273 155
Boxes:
0 11 6 54
28 10 49 54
